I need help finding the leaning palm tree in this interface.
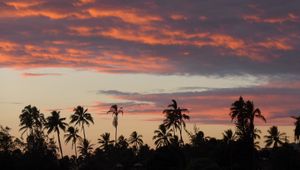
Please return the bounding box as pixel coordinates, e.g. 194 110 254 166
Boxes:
129 131 143 152
153 124 173 148
98 132 114 151
64 126 82 157
78 139 94 158
70 106 94 140
107 105 123 144
291 116 300 143
222 129 237 144
45 110 67 158
163 99 189 144
264 126 286 148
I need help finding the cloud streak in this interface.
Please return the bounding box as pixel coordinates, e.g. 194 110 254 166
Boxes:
97 80 300 125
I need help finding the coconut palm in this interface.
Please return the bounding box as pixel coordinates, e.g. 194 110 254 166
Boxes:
98 132 114 151
107 105 123 144
264 126 286 148
70 106 94 140
45 110 67 158
19 105 45 137
153 124 173 148
291 116 300 143
245 100 266 147
78 139 94 158
222 129 237 144
129 131 143 151
163 99 189 144
230 97 266 146
116 135 129 149
64 126 81 157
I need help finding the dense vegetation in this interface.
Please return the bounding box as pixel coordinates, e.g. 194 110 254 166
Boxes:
1 97 300 170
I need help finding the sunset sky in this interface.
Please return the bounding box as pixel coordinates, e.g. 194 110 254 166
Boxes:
0 0 300 154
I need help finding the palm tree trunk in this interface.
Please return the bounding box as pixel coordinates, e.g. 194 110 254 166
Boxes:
82 124 86 140
74 141 77 158
115 125 117 145
57 130 64 158
179 124 184 144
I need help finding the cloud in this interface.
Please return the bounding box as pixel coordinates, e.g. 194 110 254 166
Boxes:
0 0 299 77
21 72 62 77
97 80 300 125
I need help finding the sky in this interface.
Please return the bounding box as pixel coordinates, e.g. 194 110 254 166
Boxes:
0 0 300 155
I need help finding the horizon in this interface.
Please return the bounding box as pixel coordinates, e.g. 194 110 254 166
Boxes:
1 0 300 157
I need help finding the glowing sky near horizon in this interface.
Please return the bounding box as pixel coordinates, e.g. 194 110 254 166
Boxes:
0 0 300 155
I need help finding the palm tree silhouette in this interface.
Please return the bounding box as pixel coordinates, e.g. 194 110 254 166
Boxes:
78 139 94 158
70 106 94 140
19 105 45 136
264 126 286 148
230 97 266 145
222 129 237 144
245 100 266 147
291 116 300 143
153 124 172 148
98 132 114 151
116 135 129 149
64 126 82 158
129 131 143 153
45 110 67 158
163 99 189 144
107 104 123 144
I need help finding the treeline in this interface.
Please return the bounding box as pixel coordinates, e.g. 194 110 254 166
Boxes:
1 97 300 170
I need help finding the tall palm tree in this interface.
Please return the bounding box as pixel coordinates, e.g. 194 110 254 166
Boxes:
45 110 67 158
245 100 266 147
129 131 143 151
163 99 189 144
153 124 173 148
107 105 123 144
291 116 300 143
19 105 45 137
264 126 286 148
78 139 94 158
230 97 266 146
98 132 114 151
222 129 237 144
70 106 94 140
64 126 81 157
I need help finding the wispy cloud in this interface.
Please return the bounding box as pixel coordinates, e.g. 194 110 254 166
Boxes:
21 72 63 77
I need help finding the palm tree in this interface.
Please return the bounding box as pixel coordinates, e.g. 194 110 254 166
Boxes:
291 116 300 143
19 105 45 137
129 131 143 152
78 139 94 158
98 132 114 151
153 124 173 148
70 106 94 140
230 97 266 145
107 105 123 144
222 129 237 144
186 126 206 146
45 110 67 158
64 126 81 157
264 126 286 148
245 100 266 147
163 99 189 144
116 135 129 149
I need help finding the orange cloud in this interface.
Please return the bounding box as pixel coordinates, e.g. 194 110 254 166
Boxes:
87 8 162 25
243 14 299 24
